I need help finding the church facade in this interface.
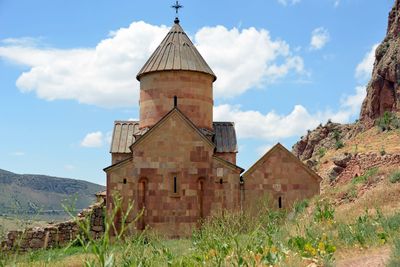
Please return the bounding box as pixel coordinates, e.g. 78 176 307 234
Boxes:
104 19 321 236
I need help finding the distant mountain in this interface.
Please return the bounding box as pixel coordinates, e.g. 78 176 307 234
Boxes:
0 168 105 216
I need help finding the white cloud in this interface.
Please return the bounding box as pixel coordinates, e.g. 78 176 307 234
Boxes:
213 86 365 141
355 44 378 82
0 22 169 108
341 86 366 115
0 22 305 107
81 131 104 148
310 27 330 50
277 0 301 6
214 104 322 140
196 26 304 97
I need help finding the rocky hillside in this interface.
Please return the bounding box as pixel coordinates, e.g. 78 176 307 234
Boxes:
0 168 104 216
293 0 400 166
360 0 400 126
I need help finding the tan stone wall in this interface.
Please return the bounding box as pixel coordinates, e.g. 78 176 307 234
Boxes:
215 152 237 165
106 111 241 237
243 147 320 210
139 71 214 130
111 153 131 165
336 153 400 184
1 202 105 251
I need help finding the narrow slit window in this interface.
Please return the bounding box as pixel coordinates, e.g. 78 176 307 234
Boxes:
123 178 127 184
278 196 282 209
173 176 177 193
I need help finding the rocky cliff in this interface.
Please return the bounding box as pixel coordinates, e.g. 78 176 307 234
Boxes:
293 0 399 161
292 122 363 162
360 0 400 125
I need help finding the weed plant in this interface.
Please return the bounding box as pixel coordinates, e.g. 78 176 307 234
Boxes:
389 170 400 183
3 196 400 266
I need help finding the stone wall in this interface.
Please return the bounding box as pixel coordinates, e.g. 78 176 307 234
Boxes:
214 152 237 165
0 201 105 251
106 110 242 237
336 153 400 184
243 144 321 210
139 71 214 130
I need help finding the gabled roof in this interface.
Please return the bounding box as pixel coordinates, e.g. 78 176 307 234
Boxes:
103 156 132 172
242 143 322 182
110 120 238 154
213 122 238 153
110 121 144 153
136 21 216 81
213 155 244 174
129 107 215 151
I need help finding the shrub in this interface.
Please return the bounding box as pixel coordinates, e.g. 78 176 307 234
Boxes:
318 147 327 158
335 141 344 150
313 201 335 223
380 145 386 156
389 171 400 183
377 111 400 132
337 214 378 246
333 130 341 141
333 130 344 149
288 232 336 263
293 199 309 215
352 167 379 185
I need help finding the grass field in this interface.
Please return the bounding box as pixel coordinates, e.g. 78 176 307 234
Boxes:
2 183 400 266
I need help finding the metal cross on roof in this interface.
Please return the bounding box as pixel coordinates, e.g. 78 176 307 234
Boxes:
171 1 183 18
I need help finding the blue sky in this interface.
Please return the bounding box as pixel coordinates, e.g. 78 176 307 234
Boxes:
0 0 393 185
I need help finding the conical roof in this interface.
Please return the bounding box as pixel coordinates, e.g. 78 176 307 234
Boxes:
136 20 216 81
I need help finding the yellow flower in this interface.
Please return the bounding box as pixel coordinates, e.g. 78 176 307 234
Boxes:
318 242 325 253
207 249 217 258
304 243 317 256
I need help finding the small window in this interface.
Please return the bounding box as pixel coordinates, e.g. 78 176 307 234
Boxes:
173 176 177 193
123 178 127 184
278 196 282 209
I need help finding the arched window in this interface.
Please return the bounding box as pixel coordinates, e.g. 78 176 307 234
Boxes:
198 178 205 219
173 176 177 194
170 174 179 197
138 178 147 230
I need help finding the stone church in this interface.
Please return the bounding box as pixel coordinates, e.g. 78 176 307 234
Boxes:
104 18 321 236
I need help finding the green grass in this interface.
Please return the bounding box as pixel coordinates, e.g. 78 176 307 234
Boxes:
389 170 400 183
388 238 400 267
352 167 379 185
2 198 400 266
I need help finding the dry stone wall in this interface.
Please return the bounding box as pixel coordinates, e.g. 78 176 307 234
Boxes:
336 153 400 184
0 201 105 251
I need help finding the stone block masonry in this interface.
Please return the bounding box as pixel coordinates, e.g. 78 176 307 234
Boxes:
0 201 105 251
